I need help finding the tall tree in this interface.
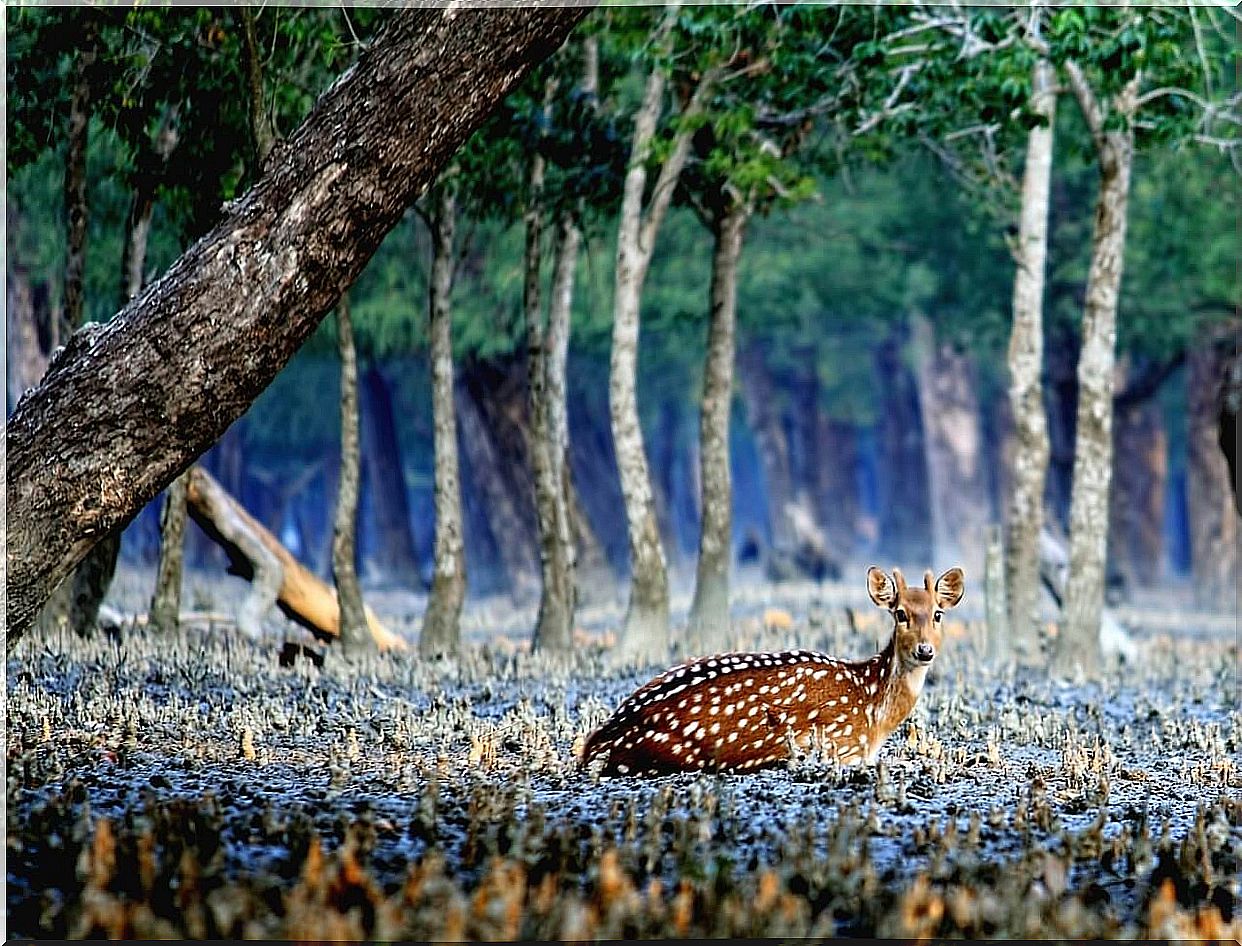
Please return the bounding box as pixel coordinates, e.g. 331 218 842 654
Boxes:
1005 51 1057 654
419 179 467 658
609 8 724 660
6 7 590 642
331 292 372 651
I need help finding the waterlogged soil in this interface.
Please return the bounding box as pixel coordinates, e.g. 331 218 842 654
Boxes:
7 582 1241 939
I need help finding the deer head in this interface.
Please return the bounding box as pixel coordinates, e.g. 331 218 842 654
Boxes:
867 565 965 671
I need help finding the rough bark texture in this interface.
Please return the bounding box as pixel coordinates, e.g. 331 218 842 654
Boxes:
529 212 582 653
687 202 746 651
186 467 404 649
420 184 468 657
912 315 989 577
1005 57 1056 653
875 327 933 565
331 294 372 652
1188 340 1238 608
1058 72 1137 674
7 7 588 640
609 44 717 661
361 365 422 587
148 472 189 633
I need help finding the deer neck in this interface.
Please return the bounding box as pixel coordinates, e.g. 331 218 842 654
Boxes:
875 635 928 726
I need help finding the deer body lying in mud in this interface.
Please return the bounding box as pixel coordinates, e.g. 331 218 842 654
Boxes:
581 566 965 776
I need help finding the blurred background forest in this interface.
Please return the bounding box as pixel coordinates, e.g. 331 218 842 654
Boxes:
6 5 1238 657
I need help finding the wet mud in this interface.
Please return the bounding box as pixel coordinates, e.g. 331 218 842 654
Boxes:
7 587 1241 939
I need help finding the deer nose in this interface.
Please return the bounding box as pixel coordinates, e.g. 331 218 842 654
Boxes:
914 642 935 663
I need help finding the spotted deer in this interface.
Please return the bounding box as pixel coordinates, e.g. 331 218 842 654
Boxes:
581 566 965 776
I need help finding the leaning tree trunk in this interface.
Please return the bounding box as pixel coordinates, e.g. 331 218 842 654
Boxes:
688 201 747 651
1187 339 1238 608
609 43 717 661
6 7 588 642
419 182 467 658
1005 55 1056 653
1058 74 1137 675
361 365 422 588
331 293 372 651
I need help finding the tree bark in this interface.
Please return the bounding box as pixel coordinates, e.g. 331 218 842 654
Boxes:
1005 56 1056 652
148 471 189 633
6 7 588 641
688 201 746 651
609 38 718 661
1058 72 1137 674
331 293 372 651
361 365 422 587
529 209 582 653
420 182 467 658
1188 339 1238 608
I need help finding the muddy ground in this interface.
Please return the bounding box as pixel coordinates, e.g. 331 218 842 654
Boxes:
6 569 1241 939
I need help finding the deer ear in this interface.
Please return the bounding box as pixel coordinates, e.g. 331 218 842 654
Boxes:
935 567 965 608
867 566 898 609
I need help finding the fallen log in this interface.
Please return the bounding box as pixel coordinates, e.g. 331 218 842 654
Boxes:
184 466 406 651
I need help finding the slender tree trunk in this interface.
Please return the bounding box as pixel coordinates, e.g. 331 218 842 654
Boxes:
7 6 588 643
361 365 422 587
530 210 581 653
609 41 718 660
688 201 746 650
331 293 371 651
1188 340 1238 608
1058 73 1137 674
1005 56 1056 651
122 107 179 306
420 182 466 657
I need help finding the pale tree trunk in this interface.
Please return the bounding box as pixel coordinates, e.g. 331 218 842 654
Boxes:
1187 340 1238 608
529 210 582 653
688 200 747 652
331 293 372 651
40 23 119 639
420 182 466 657
1005 56 1056 652
7 6 588 644
1058 70 1137 674
610 33 720 661
912 314 989 578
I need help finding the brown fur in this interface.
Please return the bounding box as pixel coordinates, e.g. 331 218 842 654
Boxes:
581 566 965 776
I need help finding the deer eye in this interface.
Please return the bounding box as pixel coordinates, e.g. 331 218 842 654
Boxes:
895 608 908 623
934 610 944 622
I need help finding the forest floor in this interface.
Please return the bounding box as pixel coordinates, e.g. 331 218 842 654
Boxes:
6 564 1240 939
